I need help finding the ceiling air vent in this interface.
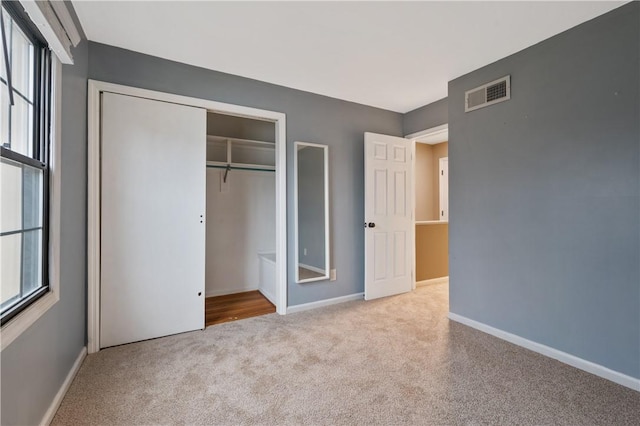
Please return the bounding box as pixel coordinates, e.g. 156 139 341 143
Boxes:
465 75 511 112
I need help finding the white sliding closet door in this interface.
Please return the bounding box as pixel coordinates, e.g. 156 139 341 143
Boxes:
100 93 206 348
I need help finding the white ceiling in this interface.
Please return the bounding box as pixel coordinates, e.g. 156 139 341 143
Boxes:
73 1 625 113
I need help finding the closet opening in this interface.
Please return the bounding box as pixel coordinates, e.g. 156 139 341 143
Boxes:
87 81 288 353
205 112 278 326
410 124 449 291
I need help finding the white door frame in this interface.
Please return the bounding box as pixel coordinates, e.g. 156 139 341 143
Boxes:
405 124 448 290
439 157 449 221
87 80 288 354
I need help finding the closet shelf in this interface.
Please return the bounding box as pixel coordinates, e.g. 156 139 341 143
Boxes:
415 220 448 225
206 161 275 172
207 135 275 148
207 135 275 169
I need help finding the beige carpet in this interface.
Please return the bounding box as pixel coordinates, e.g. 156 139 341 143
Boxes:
53 283 639 425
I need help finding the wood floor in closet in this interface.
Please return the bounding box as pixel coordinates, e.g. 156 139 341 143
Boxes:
205 291 276 327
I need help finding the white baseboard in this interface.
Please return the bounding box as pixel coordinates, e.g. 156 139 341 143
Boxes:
40 346 87 425
205 286 259 298
416 276 449 287
448 312 640 392
287 293 364 314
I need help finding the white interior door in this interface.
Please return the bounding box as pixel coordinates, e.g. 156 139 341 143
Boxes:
364 132 413 300
439 157 449 221
100 93 206 348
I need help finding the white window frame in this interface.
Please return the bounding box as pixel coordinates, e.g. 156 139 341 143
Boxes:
1 56 62 351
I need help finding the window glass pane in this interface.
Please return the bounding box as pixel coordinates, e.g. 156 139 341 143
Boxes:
1 82 8 146
0 5 49 324
21 229 42 295
22 162 42 229
0 157 22 233
10 20 34 101
9 95 32 156
0 233 21 305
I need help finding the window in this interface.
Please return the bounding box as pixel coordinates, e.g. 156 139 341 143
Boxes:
1 2 51 326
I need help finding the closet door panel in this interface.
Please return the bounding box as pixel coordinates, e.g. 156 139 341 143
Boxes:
100 92 206 348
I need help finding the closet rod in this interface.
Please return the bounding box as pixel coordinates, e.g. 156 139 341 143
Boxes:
206 164 275 173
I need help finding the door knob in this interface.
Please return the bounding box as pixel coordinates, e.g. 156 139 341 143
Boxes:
368 222 376 228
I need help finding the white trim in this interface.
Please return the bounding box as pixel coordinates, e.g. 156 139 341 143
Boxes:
19 0 74 64
87 81 101 354
298 263 326 275
287 293 364 314
207 134 276 147
274 108 288 316
87 80 288 353
48 56 63 330
206 161 275 171
48 0 82 46
448 312 640 392
405 123 448 144
39 346 87 426
407 123 449 293
416 276 449 287
1 57 62 351
293 141 330 284
410 136 416 290
439 157 448 221
0 292 58 351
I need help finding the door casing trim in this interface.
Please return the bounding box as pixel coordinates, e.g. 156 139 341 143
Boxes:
406 124 449 290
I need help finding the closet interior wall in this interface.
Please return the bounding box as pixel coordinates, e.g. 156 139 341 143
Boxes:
205 112 276 299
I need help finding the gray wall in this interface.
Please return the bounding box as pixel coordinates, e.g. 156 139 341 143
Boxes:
403 97 448 136
297 146 326 271
448 2 639 378
3 4 636 424
88 42 403 305
0 40 89 424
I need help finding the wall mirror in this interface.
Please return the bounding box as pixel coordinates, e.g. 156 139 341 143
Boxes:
294 142 330 283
